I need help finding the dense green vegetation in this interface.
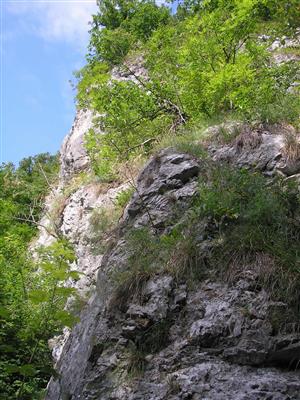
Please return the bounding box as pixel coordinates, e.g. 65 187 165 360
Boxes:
0 155 80 399
76 0 300 179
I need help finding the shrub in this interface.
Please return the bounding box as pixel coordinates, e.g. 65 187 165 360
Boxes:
125 2 170 41
83 79 172 178
76 0 300 179
0 239 78 399
91 27 134 66
0 154 64 399
115 187 134 209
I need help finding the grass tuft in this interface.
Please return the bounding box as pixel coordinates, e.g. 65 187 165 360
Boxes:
154 125 207 159
284 129 300 161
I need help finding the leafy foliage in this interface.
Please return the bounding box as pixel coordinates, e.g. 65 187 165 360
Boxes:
0 154 80 399
115 187 134 208
193 165 300 306
88 0 170 65
76 0 300 178
2 0 299 395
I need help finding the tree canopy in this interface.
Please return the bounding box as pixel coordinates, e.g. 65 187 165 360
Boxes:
76 0 300 179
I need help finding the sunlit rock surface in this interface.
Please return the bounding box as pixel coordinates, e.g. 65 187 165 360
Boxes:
60 109 93 181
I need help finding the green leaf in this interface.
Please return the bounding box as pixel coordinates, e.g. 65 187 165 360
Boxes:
4 364 20 374
29 289 49 304
19 364 37 377
55 287 77 297
0 344 15 353
68 270 84 280
0 306 9 319
54 310 79 328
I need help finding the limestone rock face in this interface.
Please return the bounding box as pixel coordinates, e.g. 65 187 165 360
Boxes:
60 109 93 181
33 108 130 362
61 181 131 294
45 142 300 400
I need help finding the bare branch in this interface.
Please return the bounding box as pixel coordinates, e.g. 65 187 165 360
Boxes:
15 216 59 240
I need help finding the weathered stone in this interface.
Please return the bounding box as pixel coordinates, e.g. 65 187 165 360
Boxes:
125 149 200 229
126 276 174 321
60 109 93 181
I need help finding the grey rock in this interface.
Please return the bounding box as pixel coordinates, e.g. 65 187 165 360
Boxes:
125 148 201 229
111 56 148 84
60 109 93 181
209 130 285 174
126 276 173 321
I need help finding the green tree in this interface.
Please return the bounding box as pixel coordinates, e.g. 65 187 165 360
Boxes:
77 0 299 176
88 0 171 65
0 153 77 399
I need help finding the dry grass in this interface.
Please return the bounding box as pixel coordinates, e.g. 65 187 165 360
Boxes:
48 192 69 230
87 205 122 254
222 251 300 333
234 128 262 151
118 156 146 181
275 46 300 57
224 252 277 286
153 126 207 159
108 269 152 312
166 375 181 396
46 171 100 232
200 121 244 147
223 252 300 313
164 237 206 283
126 346 147 377
283 130 300 161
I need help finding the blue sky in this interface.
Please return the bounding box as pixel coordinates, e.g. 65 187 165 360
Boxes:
1 0 98 165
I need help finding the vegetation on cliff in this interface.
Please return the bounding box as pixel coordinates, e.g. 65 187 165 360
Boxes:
76 0 300 179
1 0 300 398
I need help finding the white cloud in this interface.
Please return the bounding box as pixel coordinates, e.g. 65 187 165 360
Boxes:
6 0 98 48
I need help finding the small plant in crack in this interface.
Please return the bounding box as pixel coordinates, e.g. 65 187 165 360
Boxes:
166 374 181 395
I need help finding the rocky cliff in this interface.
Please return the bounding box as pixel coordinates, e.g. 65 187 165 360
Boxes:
40 113 300 400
